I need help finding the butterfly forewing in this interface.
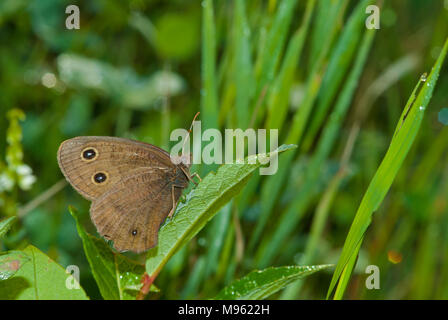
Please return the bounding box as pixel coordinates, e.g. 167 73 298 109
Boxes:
57 136 174 200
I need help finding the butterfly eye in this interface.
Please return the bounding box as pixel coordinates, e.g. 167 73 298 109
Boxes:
93 172 107 184
81 147 98 161
131 229 137 236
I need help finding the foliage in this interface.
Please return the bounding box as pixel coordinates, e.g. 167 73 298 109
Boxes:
70 206 146 300
0 245 88 299
1 0 448 300
215 264 332 300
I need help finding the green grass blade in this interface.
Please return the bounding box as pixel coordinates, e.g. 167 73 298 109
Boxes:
282 56 419 297
234 0 253 129
280 169 346 299
333 240 362 300
252 0 298 123
201 0 219 130
203 202 232 279
249 74 321 253
256 26 377 268
327 38 448 299
249 0 347 252
247 1 316 252
308 0 349 71
265 0 316 131
302 0 373 152
181 256 207 298
0 216 16 239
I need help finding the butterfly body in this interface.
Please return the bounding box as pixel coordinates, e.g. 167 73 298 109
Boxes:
57 136 190 253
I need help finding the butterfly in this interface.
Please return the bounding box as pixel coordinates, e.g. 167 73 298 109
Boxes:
57 113 200 253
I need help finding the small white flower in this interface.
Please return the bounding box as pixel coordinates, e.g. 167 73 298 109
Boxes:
16 164 33 176
41 72 57 88
19 174 36 190
0 172 14 192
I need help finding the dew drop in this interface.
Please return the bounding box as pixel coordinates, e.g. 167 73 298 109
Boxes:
420 73 427 82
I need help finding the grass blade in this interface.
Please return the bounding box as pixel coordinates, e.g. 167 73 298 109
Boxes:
249 0 347 252
308 0 349 71
252 0 298 123
302 0 373 152
265 0 316 131
0 216 16 238
201 0 219 130
327 38 448 299
256 24 377 268
234 0 253 129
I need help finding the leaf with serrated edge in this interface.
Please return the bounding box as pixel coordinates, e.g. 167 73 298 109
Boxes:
69 207 145 300
215 265 332 300
146 145 296 278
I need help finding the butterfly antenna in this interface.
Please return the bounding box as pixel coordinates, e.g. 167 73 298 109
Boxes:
181 112 200 155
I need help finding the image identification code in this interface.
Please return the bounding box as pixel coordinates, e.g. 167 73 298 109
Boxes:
178 303 270 317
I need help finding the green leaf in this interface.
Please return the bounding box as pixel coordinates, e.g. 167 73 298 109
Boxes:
69 207 146 300
0 216 16 238
215 264 331 300
327 37 448 299
0 245 88 300
145 145 296 278
0 251 30 280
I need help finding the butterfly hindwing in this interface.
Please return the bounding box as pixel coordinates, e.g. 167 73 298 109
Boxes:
90 167 186 252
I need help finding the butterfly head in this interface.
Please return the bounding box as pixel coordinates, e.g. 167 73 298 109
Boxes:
170 152 192 168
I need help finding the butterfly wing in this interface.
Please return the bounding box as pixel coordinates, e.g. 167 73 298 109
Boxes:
90 167 186 253
57 136 174 201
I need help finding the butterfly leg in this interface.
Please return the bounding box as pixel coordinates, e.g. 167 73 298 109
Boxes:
168 184 183 218
189 172 202 185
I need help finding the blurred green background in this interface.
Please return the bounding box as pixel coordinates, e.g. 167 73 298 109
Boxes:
1 0 448 299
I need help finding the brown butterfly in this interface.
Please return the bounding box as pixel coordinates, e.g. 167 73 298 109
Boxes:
57 114 200 253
